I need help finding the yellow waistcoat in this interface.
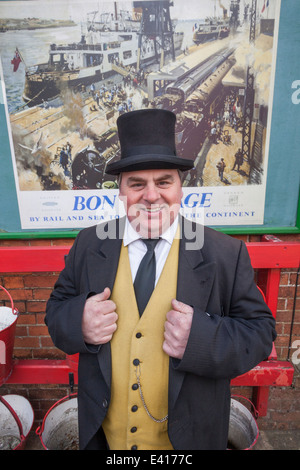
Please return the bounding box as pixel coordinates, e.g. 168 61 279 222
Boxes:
102 236 180 450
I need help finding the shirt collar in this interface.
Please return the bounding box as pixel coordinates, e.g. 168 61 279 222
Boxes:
123 216 179 247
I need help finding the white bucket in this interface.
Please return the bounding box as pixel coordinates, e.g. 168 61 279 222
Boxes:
37 394 79 450
0 394 34 450
0 306 18 333
0 286 19 385
228 396 259 450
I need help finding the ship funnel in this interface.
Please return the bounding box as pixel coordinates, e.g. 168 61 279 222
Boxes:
219 0 228 18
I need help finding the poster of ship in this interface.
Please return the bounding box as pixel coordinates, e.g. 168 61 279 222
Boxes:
0 0 281 229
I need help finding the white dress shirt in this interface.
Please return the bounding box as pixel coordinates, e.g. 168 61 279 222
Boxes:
123 216 179 286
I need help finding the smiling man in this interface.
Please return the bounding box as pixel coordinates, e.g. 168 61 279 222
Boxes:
119 169 183 239
45 109 276 450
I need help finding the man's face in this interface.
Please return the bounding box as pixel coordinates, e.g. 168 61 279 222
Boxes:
119 168 183 238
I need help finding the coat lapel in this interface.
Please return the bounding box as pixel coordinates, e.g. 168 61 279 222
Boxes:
85 218 125 389
86 217 125 294
168 219 216 410
86 238 122 294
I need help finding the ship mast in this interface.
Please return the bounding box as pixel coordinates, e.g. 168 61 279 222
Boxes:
241 0 256 166
134 1 175 71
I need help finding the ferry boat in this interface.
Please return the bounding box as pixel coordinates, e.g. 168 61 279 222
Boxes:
193 17 230 45
86 5 142 32
22 9 183 107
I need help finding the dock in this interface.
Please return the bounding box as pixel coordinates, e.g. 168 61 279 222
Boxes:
9 83 144 190
8 30 273 192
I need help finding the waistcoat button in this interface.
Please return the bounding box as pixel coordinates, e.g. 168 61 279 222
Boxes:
133 358 140 366
130 426 137 433
132 383 138 390
131 405 138 412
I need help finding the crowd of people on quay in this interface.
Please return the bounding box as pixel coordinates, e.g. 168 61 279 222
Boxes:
210 93 247 183
87 64 148 116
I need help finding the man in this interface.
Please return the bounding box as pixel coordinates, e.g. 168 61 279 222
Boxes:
45 109 276 450
232 148 243 172
216 157 226 182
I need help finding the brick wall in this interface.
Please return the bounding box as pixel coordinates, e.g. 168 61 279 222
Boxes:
1 270 65 361
0 233 299 433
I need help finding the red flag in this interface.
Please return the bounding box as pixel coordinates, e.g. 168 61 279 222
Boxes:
11 49 21 72
261 1 266 13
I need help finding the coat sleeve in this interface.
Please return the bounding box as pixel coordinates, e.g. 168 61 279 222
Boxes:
45 231 98 355
174 241 277 379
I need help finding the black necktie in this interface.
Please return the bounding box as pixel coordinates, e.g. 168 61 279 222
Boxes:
134 238 159 316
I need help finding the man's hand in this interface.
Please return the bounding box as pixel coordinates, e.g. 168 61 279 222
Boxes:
82 287 118 345
163 299 194 359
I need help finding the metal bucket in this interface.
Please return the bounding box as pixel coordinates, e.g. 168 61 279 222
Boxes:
0 286 19 385
0 394 34 450
36 394 79 450
228 396 259 450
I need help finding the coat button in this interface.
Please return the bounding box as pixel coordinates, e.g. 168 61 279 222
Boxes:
130 427 137 433
133 358 140 366
102 398 108 408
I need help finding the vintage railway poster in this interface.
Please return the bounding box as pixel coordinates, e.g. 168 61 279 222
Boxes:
0 0 280 229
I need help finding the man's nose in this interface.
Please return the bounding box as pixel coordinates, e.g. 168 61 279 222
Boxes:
143 185 160 203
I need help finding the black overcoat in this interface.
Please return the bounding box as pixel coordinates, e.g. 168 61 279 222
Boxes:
45 217 276 450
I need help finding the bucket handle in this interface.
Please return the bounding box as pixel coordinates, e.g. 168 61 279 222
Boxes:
0 396 25 446
231 394 259 419
36 392 78 437
0 285 19 315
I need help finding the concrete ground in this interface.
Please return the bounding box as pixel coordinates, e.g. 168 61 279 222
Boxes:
254 430 300 450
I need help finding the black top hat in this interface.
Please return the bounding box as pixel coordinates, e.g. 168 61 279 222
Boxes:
105 109 194 175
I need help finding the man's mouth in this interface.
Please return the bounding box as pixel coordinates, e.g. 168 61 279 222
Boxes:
140 206 167 218
143 206 163 213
